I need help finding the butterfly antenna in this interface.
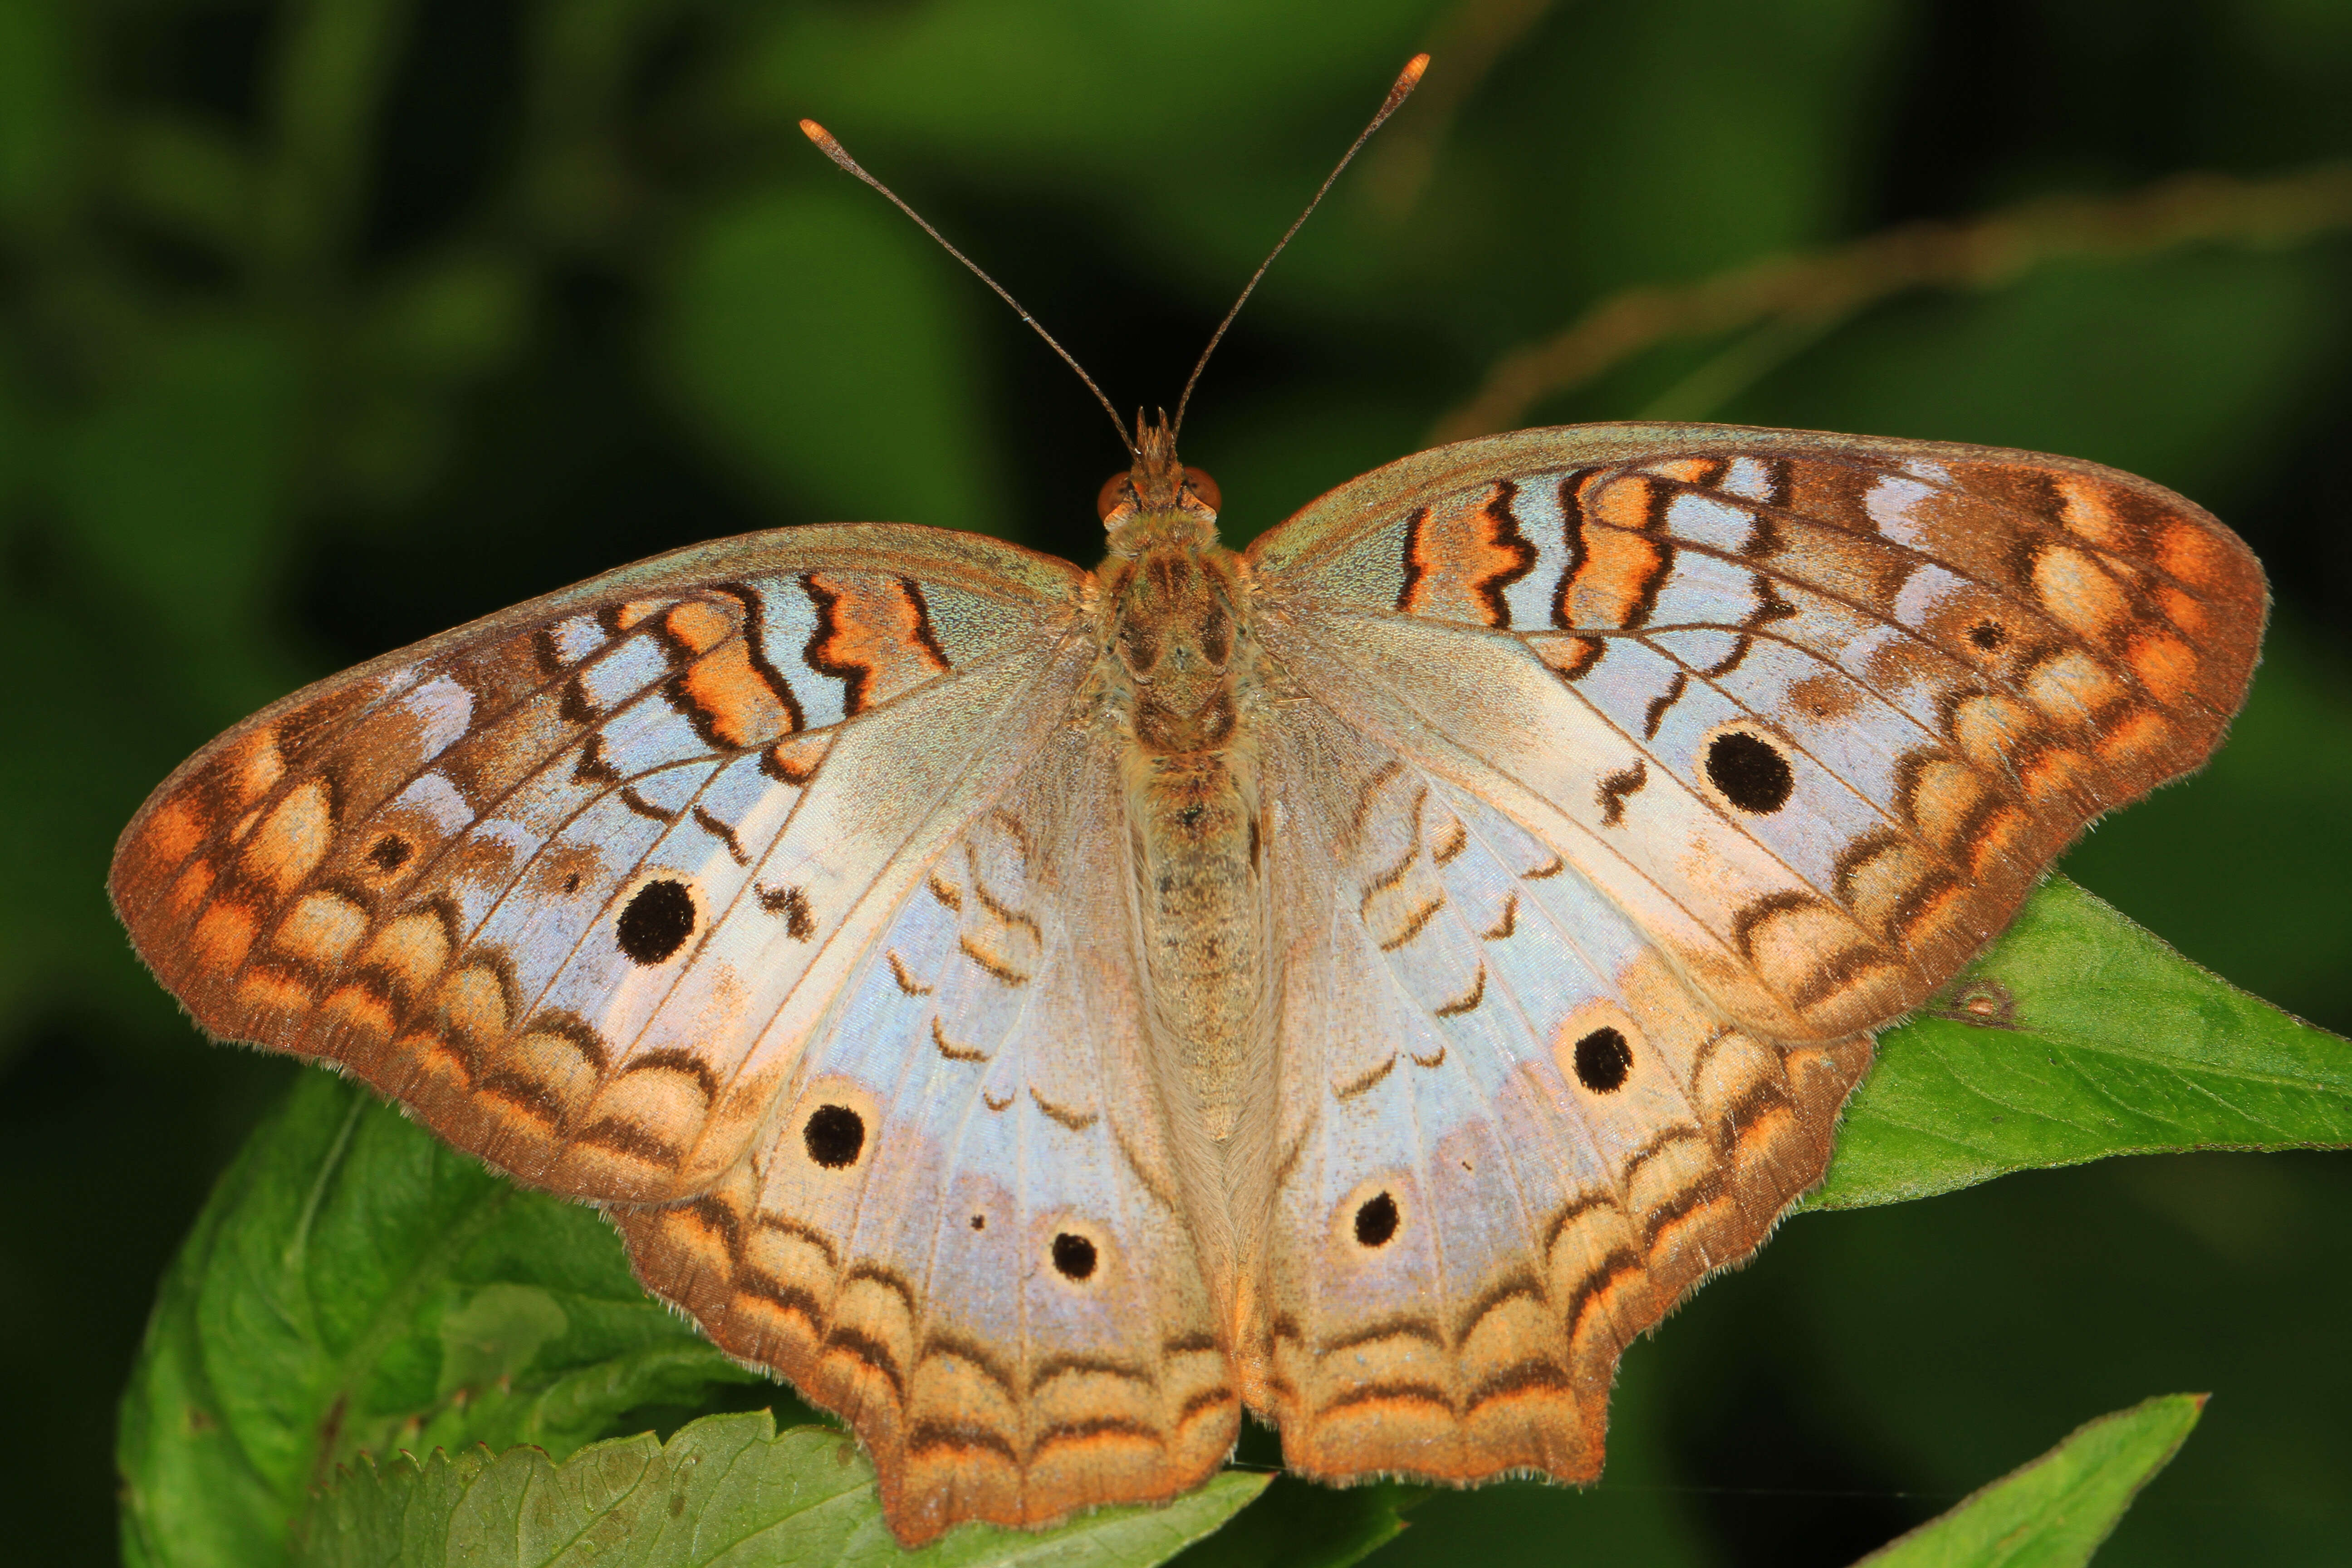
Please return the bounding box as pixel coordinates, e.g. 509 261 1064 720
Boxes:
1171 53 1430 440
799 119 1138 459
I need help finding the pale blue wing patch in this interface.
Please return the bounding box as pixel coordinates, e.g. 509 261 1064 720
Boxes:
609 722 1235 1542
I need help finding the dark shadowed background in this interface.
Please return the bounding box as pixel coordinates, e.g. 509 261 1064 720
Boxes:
2 1 2347 1563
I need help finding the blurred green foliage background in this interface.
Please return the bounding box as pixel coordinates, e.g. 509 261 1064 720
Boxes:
2 1 2348 1563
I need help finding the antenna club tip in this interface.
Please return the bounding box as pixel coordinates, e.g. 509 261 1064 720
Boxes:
799 120 863 175
1380 54 1429 113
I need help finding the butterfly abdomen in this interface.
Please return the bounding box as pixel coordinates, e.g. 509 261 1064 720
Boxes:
1103 534 1270 1147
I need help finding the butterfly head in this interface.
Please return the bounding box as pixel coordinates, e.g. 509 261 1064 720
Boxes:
1098 410 1221 544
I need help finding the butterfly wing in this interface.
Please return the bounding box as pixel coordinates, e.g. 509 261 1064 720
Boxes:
114 521 1242 1543
1239 423 2263 1481
1250 423 2265 1039
611 715 1240 1544
1247 707 1868 1480
110 524 1092 1206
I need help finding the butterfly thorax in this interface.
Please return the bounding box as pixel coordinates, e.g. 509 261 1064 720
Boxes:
1095 494 1270 1159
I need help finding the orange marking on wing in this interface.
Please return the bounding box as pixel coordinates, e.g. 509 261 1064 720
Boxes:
1397 483 1535 626
2053 476 2133 550
1946 693 2035 772
2032 546 2131 644
403 1027 473 1089
365 910 452 996
237 965 315 1016
611 599 665 631
1313 1386 1455 1424
1965 807 2032 877
1906 758 1988 850
803 573 953 714
1838 841 1926 934
2154 585 2210 637
441 964 510 1049
1528 634 1606 681
273 890 368 967
2097 708 2170 764
2156 524 2230 589
190 899 258 971
229 733 284 806
662 599 735 656
319 984 397 1045
241 778 333 894
2024 650 2127 725
677 642 793 750
1563 1258 1645 1355
2126 632 2199 705
1462 1372 1578 1421
1585 474 1656 533
1730 1101 1800 1162
166 858 217 919
764 729 834 784
1645 1190 1741 1266
2019 746 2091 805
1643 457 1718 485
1028 1424 1164 1464
730 1285 823 1347
142 799 207 867
1561 528 1668 631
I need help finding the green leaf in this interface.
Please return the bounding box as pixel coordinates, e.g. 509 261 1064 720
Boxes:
1853 1394 2204 1567
294 1411 1267 1568
118 1071 768 1568
1813 876 2352 1210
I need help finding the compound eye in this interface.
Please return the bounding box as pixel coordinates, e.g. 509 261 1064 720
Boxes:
1182 466 1221 512
1097 471 1136 521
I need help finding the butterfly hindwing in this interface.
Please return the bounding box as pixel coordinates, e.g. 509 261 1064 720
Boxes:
610 717 1239 1544
1246 703 1868 1481
110 524 1088 1204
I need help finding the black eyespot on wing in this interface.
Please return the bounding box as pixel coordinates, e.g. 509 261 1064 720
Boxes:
1573 1027 1632 1093
563 873 582 895
366 834 412 872
970 1213 986 1231
804 1104 865 1168
1705 731 1794 814
1051 1232 1098 1280
1354 1191 1400 1248
1970 619 2007 651
617 878 696 963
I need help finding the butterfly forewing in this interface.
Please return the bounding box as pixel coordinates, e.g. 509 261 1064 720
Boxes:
1248 424 2266 1040
110 524 1088 1205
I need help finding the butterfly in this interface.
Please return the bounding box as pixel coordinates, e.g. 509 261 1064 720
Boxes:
110 58 2266 1549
